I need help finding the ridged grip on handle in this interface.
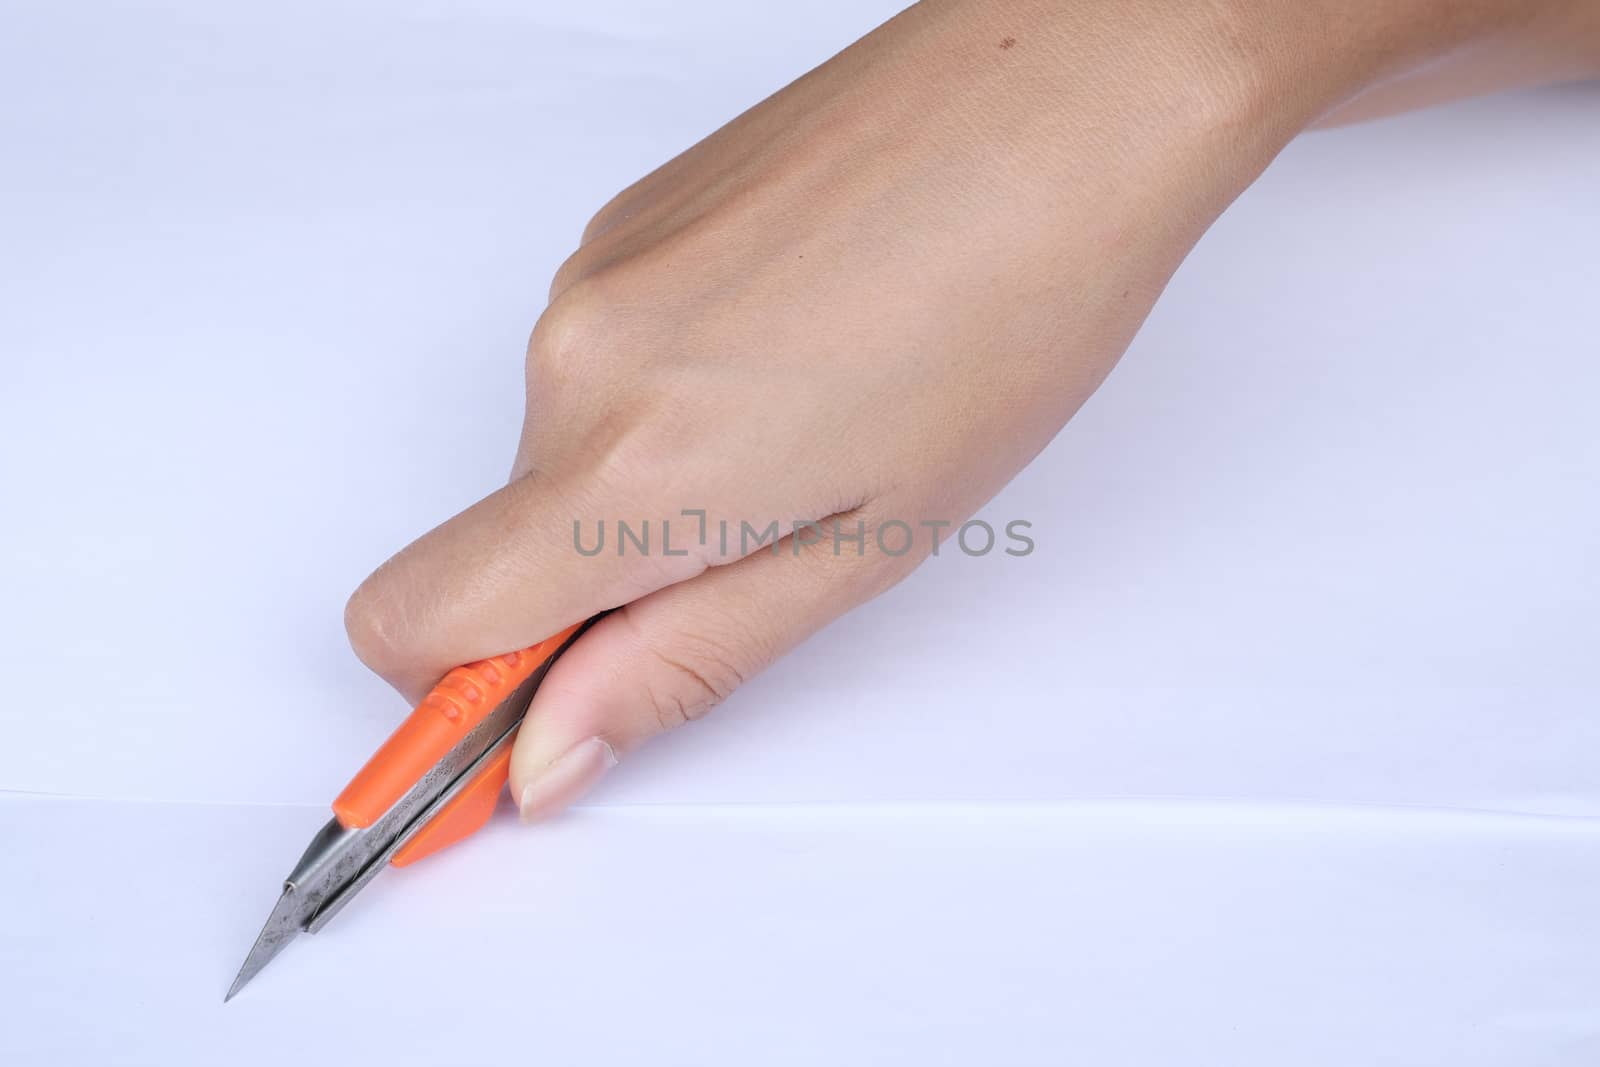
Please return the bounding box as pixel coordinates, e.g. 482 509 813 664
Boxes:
331 624 581 859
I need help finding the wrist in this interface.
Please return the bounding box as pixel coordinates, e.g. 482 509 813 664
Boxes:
1217 0 1600 129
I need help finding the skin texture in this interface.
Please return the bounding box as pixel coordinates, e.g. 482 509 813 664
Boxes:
343 0 1600 819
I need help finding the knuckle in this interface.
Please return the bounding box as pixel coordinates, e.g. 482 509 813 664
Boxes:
582 163 674 246
581 202 627 246
546 247 596 303
342 574 408 678
526 277 616 389
580 185 642 247
646 687 694 733
638 627 749 733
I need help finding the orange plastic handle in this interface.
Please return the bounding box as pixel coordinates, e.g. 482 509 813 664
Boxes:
332 624 581 865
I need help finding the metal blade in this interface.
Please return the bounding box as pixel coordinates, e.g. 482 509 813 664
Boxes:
224 887 307 1001
224 620 599 1002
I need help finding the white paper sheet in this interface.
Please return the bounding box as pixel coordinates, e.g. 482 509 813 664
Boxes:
4 794 1597 1066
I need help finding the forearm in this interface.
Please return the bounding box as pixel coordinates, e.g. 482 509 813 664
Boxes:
1315 0 1600 124
1256 0 1596 87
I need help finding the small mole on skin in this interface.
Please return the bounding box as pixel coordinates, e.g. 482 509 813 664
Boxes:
999 37 1017 50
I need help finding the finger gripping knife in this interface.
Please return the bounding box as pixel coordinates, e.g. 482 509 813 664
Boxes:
226 623 585 1000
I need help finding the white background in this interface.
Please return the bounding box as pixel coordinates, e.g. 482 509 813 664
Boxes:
2 1 1597 1063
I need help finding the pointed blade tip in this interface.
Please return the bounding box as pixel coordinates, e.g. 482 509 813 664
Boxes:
223 952 262 1003
225 888 303 1003
223 965 252 1002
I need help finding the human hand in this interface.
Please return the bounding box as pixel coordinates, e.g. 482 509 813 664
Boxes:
343 0 1596 819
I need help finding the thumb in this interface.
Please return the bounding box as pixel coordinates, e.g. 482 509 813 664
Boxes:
509 514 911 822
